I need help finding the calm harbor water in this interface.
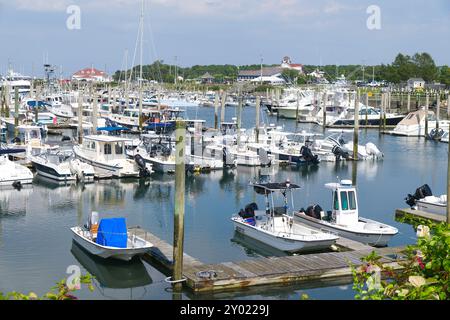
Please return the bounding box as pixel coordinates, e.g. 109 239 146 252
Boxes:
0 106 447 300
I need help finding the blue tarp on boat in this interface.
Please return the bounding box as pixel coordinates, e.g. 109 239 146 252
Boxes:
96 218 127 248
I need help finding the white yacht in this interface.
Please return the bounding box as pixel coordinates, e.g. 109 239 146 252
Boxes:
330 106 404 127
73 135 152 178
231 181 339 253
390 109 450 137
294 180 398 246
45 94 74 119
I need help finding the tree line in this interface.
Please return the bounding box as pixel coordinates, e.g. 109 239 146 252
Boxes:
113 52 450 87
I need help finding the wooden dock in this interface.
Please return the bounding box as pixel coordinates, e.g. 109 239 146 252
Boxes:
395 208 446 223
129 226 406 293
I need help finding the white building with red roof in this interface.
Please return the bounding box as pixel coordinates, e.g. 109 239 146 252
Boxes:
72 67 111 82
280 56 304 73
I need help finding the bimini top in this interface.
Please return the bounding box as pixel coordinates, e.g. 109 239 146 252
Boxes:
252 181 301 194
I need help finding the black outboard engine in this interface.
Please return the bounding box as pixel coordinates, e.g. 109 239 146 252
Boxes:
405 184 433 207
427 128 445 141
300 145 320 164
305 204 323 219
12 181 22 190
238 202 258 219
11 137 21 144
61 135 71 142
135 154 150 177
332 145 349 161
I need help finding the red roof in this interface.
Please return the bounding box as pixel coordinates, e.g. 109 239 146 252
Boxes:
73 68 108 78
289 64 303 68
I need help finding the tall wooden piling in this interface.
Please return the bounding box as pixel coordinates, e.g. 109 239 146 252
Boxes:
78 89 83 144
34 85 39 124
322 92 327 131
353 90 359 160
92 86 98 133
407 92 411 113
173 120 186 291
14 87 19 138
447 94 450 119
425 94 429 136
220 91 226 127
436 93 440 130
447 134 450 224
295 91 300 126
365 93 369 126
138 82 143 131
379 93 383 132
236 95 242 146
214 93 219 130
255 95 260 143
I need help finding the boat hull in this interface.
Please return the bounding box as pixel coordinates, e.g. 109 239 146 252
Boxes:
294 213 396 247
232 219 336 253
416 200 446 216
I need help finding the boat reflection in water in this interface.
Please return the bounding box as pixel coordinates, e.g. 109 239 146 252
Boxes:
71 241 152 298
0 185 33 216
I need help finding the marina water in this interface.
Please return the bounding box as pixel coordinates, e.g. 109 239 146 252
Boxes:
0 106 447 300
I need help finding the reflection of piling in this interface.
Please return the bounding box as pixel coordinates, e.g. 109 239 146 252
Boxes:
173 120 186 291
255 96 260 143
353 90 359 161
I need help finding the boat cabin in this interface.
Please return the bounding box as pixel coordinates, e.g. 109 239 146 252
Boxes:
325 180 359 226
81 135 131 161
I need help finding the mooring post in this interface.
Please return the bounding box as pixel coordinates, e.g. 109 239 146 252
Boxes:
78 89 83 144
214 92 219 130
255 95 260 143
220 91 226 127
353 90 359 160
447 134 450 224
173 120 186 291
92 85 98 134
447 93 450 120
407 91 411 113
365 92 369 126
34 85 39 124
436 93 440 130
237 94 242 146
383 93 387 131
322 92 327 131
425 93 429 136
14 87 19 138
295 91 300 127
379 93 383 132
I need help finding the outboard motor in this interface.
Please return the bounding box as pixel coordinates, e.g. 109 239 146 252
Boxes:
61 135 71 142
258 148 271 167
427 128 445 141
405 184 433 207
300 145 320 164
238 202 258 219
305 204 323 219
11 137 21 144
332 145 349 161
12 181 22 190
365 142 383 159
135 154 150 177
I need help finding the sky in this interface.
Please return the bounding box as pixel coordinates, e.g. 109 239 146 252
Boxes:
0 0 449 78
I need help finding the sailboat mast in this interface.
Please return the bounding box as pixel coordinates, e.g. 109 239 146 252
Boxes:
139 0 144 130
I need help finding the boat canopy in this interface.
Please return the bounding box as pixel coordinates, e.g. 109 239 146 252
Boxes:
252 182 300 194
96 218 127 248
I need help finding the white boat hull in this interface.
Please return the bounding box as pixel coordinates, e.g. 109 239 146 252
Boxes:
416 200 446 216
294 213 397 247
71 227 153 261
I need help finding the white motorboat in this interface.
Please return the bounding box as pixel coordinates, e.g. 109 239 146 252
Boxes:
0 148 34 187
390 109 450 137
231 181 339 253
30 150 95 182
294 180 398 246
45 94 74 119
312 129 383 161
71 213 153 261
73 135 152 178
405 184 446 216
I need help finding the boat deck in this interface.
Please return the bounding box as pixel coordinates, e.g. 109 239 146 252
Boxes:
129 226 406 293
395 208 446 223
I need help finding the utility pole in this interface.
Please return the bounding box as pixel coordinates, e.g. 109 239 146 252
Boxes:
172 120 186 291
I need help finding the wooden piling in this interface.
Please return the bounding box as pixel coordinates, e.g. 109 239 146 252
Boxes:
447 94 450 119
353 90 359 160
220 91 226 126
322 92 327 130
407 92 411 113
78 89 83 144
14 87 19 138
34 85 39 124
379 93 383 132
214 93 219 130
425 94 429 136
138 82 143 131
447 133 450 224
92 85 98 133
236 95 242 146
436 93 440 130
365 93 368 126
173 120 186 291
255 95 260 143
295 91 300 126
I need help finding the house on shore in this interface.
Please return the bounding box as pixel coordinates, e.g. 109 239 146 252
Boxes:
72 67 111 83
